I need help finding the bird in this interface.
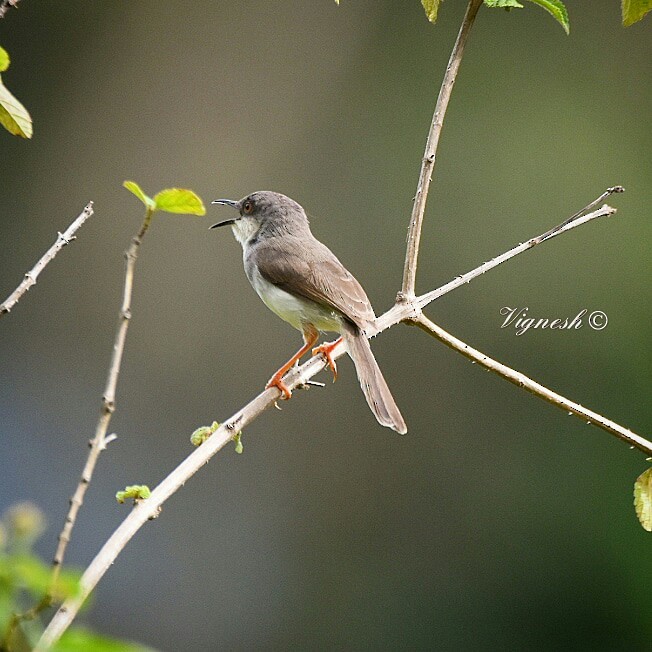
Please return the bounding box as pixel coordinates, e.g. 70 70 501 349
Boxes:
210 191 407 434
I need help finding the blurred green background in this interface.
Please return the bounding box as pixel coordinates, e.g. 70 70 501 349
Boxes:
1 1 650 649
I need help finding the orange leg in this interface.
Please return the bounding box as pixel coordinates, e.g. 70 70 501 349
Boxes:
266 326 319 399
312 337 342 382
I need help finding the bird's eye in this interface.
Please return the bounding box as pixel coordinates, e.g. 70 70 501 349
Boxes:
243 200 254 214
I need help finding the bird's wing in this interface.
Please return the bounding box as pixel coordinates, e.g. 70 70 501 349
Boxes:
255 235 376 329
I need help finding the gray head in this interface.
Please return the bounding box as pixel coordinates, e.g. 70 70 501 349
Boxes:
211 191 309 246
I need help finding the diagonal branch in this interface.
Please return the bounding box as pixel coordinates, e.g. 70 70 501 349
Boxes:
375 191 621 335
401 0 484 298
0 203 94 318
414 195 621 312
412 313 651 455
37 186 649 648
0 0 21 19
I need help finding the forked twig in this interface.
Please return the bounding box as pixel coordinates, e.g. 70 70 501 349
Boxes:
0 203 94 318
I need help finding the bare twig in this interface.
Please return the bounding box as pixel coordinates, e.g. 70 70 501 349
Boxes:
412 313 651 455
38 188 648 648
401 0 484 298
413 202 618 312
369 194 620 335
534 185 624 244
0 203 94 318
0 0 20 19
48 207 154 600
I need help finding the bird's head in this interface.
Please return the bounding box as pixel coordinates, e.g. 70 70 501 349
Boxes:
211 191 308 246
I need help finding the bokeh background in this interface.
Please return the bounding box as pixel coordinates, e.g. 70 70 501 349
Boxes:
1 1 650 649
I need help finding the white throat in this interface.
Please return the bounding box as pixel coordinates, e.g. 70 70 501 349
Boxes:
231 217 260 247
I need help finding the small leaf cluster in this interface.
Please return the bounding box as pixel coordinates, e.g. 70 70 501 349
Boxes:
424 0 650 30
190 421 220 447
190 421 244 454
115 485 151 505
485 0 569 33
0 46 32 138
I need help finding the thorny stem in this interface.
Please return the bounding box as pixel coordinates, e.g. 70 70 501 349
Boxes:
0 203 94 318
412 313 652 455
414 199 620 311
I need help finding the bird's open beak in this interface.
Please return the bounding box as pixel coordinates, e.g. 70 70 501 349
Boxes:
212 199 238 208
210 198 239 229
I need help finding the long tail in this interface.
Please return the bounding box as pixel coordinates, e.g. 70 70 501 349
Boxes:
342 324 407 434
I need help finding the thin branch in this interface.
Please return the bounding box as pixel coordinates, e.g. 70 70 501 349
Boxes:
414 201 618 313
0 0 21 19
401 0 483 298
371 195 620 336
534 185 624 244
37 345 353 649
0 203 94 318
412 313 651 455
47 208 154 602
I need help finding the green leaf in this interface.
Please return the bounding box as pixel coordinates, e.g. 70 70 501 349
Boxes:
484 0 523 8
421 0 443 23
622 0 652 26
485 0 569 33
0 554 81 601
525 0 569 33
153 188 206 216
0 47 9 72
115 485 151 505
123 181 156 211
55 626 156 652
634 468 652 531
0 75 32 138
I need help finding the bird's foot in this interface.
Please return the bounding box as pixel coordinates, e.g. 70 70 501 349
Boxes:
266 373 292 400
312 338 342 382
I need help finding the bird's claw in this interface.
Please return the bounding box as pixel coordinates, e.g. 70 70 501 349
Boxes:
266 375 292 400
312 340 340 382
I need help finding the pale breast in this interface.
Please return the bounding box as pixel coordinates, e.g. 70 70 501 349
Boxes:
248 265 343 333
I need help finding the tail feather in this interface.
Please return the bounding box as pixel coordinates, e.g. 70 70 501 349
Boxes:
343 325 407 434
